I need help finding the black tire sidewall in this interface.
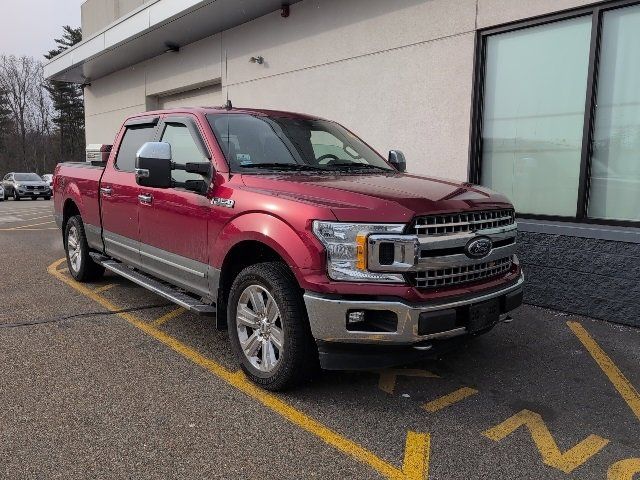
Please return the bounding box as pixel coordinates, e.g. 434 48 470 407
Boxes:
227 263 314 390
63 215 104 282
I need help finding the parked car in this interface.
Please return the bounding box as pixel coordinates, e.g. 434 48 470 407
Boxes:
53 107 524 390
0 183 4 201
2 172 52 201
42 174 54 188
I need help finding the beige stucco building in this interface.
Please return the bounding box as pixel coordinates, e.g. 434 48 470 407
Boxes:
45 0 640 326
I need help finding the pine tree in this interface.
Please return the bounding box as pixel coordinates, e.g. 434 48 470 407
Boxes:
44 26 84 162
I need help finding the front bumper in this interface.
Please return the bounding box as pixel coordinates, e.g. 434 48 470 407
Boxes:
304 272 524 370
18 189 50 197
304 272 524 345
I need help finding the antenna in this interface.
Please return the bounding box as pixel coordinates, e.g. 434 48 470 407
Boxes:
224 49 232 110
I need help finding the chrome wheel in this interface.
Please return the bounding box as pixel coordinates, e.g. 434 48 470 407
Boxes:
67 225 82 273
236 285 284 373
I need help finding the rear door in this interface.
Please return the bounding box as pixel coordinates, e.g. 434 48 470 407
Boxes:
137 115 211 296
100 117 158 267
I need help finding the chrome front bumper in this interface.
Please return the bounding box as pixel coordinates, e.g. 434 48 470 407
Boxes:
303 272 524 345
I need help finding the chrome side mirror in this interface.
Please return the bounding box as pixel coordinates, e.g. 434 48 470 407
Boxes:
135 142 172 188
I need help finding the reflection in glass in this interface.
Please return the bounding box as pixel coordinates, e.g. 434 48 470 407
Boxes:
588 5 640 222
481 17 592 216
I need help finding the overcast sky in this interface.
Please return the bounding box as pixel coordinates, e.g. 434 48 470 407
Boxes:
1 1 82 59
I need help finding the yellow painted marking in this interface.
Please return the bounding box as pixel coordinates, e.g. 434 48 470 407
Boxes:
378 369 440 395
423 387 478 413
0 220 55 231
10 227 58 231
151 307 186 327
48 259 431 479
402 431 430 480
483 409 609 474
568 321 640 422
607 458 640 480
93 283 117 294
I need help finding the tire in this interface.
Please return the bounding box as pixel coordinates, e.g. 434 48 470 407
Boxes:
44 196 51 201
228 262 317 391
31 197 38 201
13 191 20 201
64 215 105 282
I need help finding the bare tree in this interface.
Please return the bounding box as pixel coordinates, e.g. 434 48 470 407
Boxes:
0 55 43 166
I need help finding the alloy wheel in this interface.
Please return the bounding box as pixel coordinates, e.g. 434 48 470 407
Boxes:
235 285 284 373
67 225 82 273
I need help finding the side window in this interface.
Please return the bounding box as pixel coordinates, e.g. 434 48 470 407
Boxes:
115 125 156 172
161 123 207 183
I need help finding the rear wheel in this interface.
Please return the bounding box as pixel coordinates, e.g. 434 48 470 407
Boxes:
228 262 317 391
64 215 105 282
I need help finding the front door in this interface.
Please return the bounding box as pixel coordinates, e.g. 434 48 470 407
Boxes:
101 119 158 267
137 115 211 297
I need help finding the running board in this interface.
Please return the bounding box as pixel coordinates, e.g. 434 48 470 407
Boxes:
90 253 216 316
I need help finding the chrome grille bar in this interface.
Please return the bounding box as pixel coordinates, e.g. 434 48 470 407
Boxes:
412 257 513 288
412 209 515 235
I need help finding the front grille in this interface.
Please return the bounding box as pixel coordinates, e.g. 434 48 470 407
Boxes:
409 256 512 289
411 209 515 235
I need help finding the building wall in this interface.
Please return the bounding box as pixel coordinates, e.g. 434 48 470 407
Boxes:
517 232 640 327
81 0 153 37
84 0 600 178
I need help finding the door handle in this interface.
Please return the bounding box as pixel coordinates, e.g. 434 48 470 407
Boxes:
100 186 112 196
138 193 153 205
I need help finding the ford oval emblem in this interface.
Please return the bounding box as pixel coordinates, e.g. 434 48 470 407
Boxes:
465 236 492 259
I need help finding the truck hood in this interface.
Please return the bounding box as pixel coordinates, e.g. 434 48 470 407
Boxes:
241 172 512 223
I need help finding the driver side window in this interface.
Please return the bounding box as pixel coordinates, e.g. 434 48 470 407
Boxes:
161 124 207 184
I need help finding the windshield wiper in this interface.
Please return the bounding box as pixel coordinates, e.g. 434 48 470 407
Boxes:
239 163 324 172
327 163 393 172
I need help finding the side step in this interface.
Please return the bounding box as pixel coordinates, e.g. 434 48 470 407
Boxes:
90 253 216 316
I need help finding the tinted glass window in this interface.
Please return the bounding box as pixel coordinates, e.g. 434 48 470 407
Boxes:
587 5 640 222
207 114 392 173
15 173 43 181
115 125 156 172
161 123 207 183
480 17 592 216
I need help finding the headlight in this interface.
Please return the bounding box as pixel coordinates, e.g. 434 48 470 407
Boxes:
312 221 406 283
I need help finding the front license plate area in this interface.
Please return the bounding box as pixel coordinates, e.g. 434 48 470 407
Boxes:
467 299 500 333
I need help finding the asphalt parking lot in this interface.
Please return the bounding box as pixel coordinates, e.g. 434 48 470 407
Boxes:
1 199 639 479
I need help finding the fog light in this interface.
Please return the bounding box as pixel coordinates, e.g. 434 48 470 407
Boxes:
347 311 365 325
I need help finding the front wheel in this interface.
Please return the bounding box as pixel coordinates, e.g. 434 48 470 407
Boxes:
228 262 317 391
13 191 20 201
64 215 105 282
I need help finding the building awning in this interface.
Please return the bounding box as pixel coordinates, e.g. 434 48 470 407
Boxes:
45 0 299 84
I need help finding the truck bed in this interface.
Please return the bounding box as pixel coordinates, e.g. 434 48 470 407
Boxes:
53 162 105 237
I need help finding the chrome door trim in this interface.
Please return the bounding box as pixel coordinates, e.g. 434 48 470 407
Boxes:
105 236 138 253
139 249 206 278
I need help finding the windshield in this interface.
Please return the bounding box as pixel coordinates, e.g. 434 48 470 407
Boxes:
207 114 394 173
15 173 42 182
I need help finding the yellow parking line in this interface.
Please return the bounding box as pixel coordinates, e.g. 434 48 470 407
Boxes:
151 306 186 327
568 321 640 422
423 387 478 413
93 283 116 294
48 258 431 480
378 369 440 395
0 220 55 231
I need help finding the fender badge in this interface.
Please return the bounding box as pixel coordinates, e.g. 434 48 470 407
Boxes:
211 197 235 208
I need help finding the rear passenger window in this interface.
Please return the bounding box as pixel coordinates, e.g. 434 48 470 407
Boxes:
115 125 156 172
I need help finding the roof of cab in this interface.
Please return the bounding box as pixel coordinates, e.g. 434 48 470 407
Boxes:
127 106 324 122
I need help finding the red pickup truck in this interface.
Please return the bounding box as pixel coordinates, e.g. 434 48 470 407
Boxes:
54 107 523 390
